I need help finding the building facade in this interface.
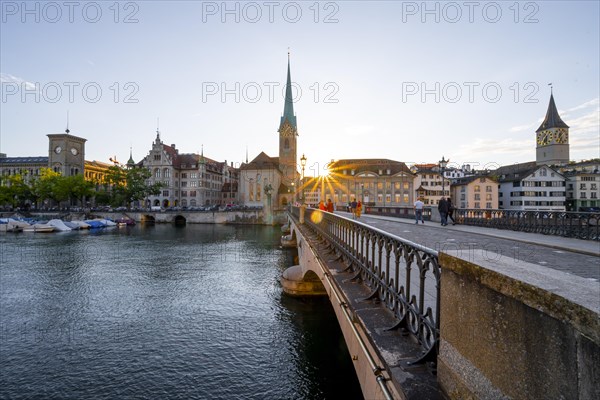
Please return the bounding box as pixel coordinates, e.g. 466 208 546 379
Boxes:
325 159 415 208
141 133 237 208
451 175 499 209
496 162 566 211
413 168 451 206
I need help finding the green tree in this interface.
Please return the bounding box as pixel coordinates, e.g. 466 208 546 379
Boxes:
104 166 161 208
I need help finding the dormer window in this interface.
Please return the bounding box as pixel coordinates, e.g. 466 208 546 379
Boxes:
386 169 391 175
351 169 355 176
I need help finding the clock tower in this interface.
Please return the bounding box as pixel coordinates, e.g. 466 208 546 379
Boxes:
47 130 87 176
536 91 570 165
278 53 298 185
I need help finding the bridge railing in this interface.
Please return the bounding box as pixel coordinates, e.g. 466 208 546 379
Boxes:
290 206 441 364
454 209 599 241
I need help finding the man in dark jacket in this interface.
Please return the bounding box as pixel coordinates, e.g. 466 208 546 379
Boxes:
438 197 449 226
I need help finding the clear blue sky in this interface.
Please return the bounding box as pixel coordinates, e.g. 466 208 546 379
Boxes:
1 1 598 175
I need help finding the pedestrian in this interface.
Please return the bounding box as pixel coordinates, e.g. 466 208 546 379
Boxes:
326 199 334 212
447 198 456 225
356 200 362 219
319 200 326 211
438 197 449 226
350 198 358 219
414 197 425 224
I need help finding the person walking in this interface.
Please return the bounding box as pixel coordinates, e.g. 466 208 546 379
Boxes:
319 200 326 211
438 197 449 226
356 200 362 219
414 197 425 224
447 198 456 225
350 198 358 219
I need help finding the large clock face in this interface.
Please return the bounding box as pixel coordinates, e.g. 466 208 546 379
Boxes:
54 146 62 154
537 131 549 146
555 128 568 144
71 147 78 155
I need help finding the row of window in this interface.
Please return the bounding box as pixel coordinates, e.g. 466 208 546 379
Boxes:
507 201 565 206
509 191 566 197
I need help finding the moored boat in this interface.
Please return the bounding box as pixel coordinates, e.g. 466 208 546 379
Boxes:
23 223 55 233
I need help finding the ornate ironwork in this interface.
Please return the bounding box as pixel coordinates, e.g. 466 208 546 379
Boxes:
290 206 440 365
454 209 600 241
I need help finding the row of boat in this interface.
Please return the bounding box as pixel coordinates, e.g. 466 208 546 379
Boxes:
0 217 135 233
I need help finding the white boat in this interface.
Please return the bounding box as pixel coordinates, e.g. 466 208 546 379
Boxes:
0 218 29 232
23 223 55 233
63 221 81 230
47 219 72 231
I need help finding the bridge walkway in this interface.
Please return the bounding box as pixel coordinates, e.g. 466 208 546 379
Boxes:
334 211 599 281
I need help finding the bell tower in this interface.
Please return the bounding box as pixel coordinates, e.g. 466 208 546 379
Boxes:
278 52 298 183
536 90 570 165
47 128 86 176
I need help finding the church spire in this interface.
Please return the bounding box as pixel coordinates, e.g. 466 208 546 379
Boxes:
280 51 297 130
536 91 569 132
127 146 135 166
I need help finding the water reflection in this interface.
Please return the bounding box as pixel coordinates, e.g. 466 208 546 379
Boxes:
0 224 362 399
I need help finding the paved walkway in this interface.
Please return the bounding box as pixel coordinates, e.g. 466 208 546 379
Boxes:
334 211 600 281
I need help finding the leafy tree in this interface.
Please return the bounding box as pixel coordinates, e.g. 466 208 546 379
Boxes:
104 165 161 208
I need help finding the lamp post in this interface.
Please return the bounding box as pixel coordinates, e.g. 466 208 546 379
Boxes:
439 156 448 199
300 154 306 203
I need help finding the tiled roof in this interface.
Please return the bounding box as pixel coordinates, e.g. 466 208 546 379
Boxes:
0 156 48 164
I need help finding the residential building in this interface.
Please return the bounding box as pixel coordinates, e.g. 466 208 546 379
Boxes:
495 162 566 211
413 168 451 206
450 175 498 209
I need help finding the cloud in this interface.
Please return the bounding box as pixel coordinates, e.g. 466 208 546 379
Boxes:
565 98 599 113
0 73 36 90
454 138 534 159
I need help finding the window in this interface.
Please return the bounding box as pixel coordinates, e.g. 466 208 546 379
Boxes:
181 181 187 187
403 194 409 203
486 194 492 201
154 168 160 178
474 185 480 192
249 181 254 201
284 138 290 149
256 183 261 201
403 182 409 190
486 186 492 192
474 202 480 208
592 192 598 199
191 172 197 179
486 202 492 209
153 154 161 161
190 181 198 187
395 182 401 190
162 190 169 197
190 191 196 197
182 173 187 178
474 194 481 200
540 168 547 177
182 191 187 197
163 169 170 178
580 183 587 190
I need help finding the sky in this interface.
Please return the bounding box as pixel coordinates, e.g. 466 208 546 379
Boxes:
1 1 599 176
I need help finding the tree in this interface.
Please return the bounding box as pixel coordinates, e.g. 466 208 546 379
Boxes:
63 175 95 207
103 165 161 208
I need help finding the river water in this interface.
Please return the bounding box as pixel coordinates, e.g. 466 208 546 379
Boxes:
0 224 363 399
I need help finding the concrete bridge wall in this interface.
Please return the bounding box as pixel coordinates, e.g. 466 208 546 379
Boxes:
287 215 599 399
438 250 599 399
286 219 402 400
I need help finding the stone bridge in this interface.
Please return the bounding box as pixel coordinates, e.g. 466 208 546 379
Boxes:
91 209 287 225
281 207 599 400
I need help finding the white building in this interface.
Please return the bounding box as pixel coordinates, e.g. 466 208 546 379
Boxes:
496 162 566 211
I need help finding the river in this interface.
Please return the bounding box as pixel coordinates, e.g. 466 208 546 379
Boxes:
0 224 363 399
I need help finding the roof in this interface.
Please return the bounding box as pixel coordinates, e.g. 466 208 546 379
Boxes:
328 159 414 176
0 156 48 165
240 152 280 170
452 175 496 186
494 162 563 183
536 93 569 132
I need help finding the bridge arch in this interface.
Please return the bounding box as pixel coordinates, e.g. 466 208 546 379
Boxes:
141 215 155 223
174 215 186 225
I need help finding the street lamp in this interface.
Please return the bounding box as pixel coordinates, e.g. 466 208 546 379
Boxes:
439 156 448 198
300 154 307 203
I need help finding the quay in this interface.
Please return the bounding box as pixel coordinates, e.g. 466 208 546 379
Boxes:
282 206 599 399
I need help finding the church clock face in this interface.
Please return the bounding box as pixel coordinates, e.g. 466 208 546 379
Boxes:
537 131 549 146
71 147 78 155
54 146 62 154
555 128 568 144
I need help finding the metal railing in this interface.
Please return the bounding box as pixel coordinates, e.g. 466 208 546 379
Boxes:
455 209 600 241
364 205 432 221
291 206 440 365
